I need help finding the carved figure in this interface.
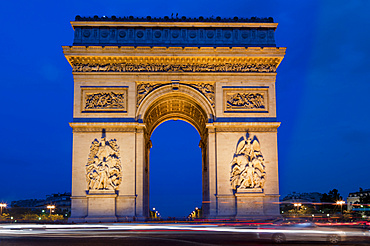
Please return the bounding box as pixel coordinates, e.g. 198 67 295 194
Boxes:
230 134 266 191
86 137 122 190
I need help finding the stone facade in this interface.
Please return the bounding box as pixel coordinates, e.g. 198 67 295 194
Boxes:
64 16 286 222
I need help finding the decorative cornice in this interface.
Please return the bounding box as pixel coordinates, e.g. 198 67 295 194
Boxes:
74 15 274 23
65 56 282 74
63 46 286 56
69 122 145 132
206 122 280 132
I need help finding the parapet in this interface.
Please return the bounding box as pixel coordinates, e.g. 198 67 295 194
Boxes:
71 15 277 47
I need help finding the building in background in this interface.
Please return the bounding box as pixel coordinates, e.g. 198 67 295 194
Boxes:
347 189 370 211
11 192 71 215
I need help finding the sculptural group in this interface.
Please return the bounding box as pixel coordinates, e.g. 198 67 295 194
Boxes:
86 137 122 191
230 135 266 191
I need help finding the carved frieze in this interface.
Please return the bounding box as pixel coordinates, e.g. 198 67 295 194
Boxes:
226 92 264 109
230 134 266 192
71 57 278 73
224 88 268 112
136 82 215 108
137 83 163 107
82 88 127 112
188 83 215 107
86 137 122 191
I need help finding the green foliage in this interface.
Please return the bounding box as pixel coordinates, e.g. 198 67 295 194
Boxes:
14 212 65 221
22 213 39 220
49 214 64 221
283 205 316 215
0 213 10 220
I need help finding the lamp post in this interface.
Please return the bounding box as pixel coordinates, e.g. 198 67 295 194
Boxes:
336 200 345 215
47 205 55 217
293 203 302 216
0 203 6 215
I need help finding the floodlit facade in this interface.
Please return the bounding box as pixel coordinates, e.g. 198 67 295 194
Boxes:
63 16 286 222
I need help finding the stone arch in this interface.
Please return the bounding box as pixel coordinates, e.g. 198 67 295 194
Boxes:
137 85 213 217
137 84 215 137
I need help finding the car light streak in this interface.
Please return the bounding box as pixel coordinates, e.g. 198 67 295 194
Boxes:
0 223 368 242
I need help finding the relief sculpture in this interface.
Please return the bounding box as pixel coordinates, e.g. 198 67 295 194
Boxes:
85 92 126 110
226 92 265 110
230 134 265 192
73 62 276 73
137 83 162 107
86 137 122 190
189 83 215 107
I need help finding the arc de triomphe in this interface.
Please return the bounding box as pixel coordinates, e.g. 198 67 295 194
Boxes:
63 16 285 222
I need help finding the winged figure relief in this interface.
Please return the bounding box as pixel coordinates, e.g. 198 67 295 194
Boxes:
230 135 266 191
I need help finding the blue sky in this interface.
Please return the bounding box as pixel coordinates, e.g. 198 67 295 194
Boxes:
1 0 369 217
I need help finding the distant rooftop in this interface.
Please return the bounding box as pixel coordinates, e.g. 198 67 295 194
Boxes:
75 15 274 23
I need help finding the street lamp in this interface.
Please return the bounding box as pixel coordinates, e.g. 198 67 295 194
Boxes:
0 203 6 215
336 200 345 215
293 203 302 216
47 205 55 217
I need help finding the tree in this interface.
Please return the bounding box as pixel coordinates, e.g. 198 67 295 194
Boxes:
321 189 342 214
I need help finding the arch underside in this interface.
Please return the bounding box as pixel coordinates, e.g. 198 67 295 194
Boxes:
144 94 208 139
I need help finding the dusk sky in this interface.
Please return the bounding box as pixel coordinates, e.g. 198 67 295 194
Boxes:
1 0 369 218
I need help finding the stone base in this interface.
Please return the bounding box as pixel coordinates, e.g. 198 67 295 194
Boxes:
85 192 118 221
235 192 265 217
68 217 87 223
236 188 264 193
84 216 118 223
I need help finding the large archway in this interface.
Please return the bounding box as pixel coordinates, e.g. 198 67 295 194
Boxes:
149 120 202 218
138 86 212 217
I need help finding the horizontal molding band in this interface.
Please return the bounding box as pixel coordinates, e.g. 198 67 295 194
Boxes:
73 118 136 122
214 117 276 122
73 117 276 123
223 111 269 114
222 86 269 88
80 86 129 88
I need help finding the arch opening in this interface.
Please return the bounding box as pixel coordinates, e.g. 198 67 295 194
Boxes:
149 120 202 218
142 92 210 219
